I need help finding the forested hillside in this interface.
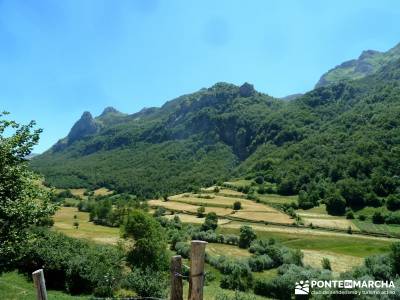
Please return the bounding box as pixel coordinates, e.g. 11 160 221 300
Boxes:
31 83 282 197
31 56 400 213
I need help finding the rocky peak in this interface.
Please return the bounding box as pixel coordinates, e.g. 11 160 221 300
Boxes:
359 50 380 60
239 82 255 97
100 106 120 116
67 111 99 143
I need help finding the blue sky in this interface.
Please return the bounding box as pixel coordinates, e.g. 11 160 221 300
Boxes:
1 0 400 153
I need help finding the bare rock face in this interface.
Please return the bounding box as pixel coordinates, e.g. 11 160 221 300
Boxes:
239 82 255 97
67 111 99 143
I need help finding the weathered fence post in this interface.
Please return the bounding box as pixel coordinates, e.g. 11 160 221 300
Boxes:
188 240 207 300
32 269 48 300
170 255 183 300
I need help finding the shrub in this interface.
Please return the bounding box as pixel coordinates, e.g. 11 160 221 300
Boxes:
358 214 367 221
233 201 242 210
346 210 355 219
325 192 346 215
248 255 274 272
372 212 385 224
385 212 400 224
122 268 168 298
219 261 253 291
225 234 239 245
239 226 257 249
197 206 205 218
257 185 265 194
365 192 382 207
201 212 218 231
20 229 124 296
153 206 166 217
255 176 265 184
337 178 366 208
322 258 331 270
254 264 332 299
347 226 353 234
175 242 190 259
386 194 400 211
169 230 187 250
298 190 315 209
241 185 251 194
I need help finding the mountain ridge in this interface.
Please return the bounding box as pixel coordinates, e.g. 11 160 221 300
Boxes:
316 42 400 87
31 46 400 209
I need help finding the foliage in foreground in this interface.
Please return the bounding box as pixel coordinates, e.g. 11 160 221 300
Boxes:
0 112 55 271
18 229 124 297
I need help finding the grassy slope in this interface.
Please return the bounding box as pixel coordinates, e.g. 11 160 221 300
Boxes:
53 207 120 245
0 272 88 300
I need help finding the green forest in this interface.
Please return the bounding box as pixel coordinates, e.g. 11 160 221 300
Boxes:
31 58 400 216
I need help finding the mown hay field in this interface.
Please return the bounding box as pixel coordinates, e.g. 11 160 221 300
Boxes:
164 213 232 225
148 199 233 216
302 250 363 274
53 207 120 245
151 192 294 224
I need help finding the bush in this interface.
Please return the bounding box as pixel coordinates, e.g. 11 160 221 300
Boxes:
322 258 331 270
239 226 257 249
197 206 205 218
225 234 239 245
346 210 355 219
347 226 353 234
372 212 385 224
233 201 242 210
248 255 274 272
257 185 265 194
122 268 168 298
337 178 366 208
385 212 400 224
201 212 218 231
365 192 382 207
20 229 124 296
175 242 190 259
358 214 367 221
219 261 253 291
255 176 264 184
153 206 166 217
325 192 346 215
386 194 400 211
254 264 332 299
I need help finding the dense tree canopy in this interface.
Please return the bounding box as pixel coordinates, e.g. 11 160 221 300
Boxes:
0 112 55 271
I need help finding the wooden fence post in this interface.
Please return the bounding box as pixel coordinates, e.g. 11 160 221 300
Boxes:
170 255 183 300
188 240 207 300
32 269 48 300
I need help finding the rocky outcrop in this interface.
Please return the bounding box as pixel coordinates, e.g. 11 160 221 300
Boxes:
67 111 99 143
239 82 255 97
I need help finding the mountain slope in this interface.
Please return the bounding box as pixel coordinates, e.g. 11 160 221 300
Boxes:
239 59 400 209
31 83 282 197
316 43 400 88
31 57 400 209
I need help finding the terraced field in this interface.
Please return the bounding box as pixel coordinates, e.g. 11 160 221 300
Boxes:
150 192 294 224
